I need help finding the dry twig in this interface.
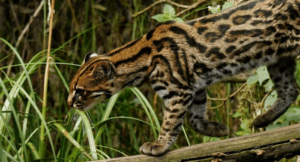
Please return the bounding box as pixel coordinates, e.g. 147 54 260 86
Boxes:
208 83 247 101
6 0 45 76
176 0 208 17
207 83 247 110
132 0 189 17
40 0 54 158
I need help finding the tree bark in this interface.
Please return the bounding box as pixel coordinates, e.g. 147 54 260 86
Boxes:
90 124 300 162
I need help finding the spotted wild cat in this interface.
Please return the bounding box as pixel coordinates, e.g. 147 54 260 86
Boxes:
67 0 300 156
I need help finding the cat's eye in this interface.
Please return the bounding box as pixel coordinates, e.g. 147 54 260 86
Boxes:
88 66 95 72
75 89 85 96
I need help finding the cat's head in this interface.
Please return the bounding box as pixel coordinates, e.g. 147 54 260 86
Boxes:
67 53 116 110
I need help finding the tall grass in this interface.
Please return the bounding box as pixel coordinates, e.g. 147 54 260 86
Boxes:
1 1 300 162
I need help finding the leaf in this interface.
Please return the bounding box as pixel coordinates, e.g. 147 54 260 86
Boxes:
282 106 300 122
240 120 250 131
264 91 277 109
222 1 234 10
151 14 172 22
232 111 242 118
77 111 98 160
163 4 176 15
208 5 221 14
266 124 282 130
257 66 270 85
235 131 246 136
152 4 184 23
246 74 259 85
235 119 251 136
54 123 93 160
263 80 274 92
266 106 300 130
174 17 184 23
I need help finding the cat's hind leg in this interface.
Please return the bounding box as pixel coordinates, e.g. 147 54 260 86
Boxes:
187 88 228 137
253 56 298 127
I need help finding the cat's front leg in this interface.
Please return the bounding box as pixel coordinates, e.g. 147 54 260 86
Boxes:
140 89 193 156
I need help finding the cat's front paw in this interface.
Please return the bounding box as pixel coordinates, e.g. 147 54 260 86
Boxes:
139 142 168 156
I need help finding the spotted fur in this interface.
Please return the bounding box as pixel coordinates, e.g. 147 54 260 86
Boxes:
68 0 300 156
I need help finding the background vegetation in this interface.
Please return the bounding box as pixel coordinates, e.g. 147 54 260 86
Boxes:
0 0 300 161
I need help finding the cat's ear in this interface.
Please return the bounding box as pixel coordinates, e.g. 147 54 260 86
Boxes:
90 61 115 80
84 52 98 63
99 61 115 80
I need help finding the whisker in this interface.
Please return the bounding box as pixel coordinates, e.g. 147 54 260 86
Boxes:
70 109 79 124
64 108 75 125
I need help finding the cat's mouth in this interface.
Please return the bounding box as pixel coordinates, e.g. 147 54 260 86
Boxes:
72 99 100 110
73 102 85 110
67 90 109 110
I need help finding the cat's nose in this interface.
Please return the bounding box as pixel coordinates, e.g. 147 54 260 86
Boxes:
74 92 81 101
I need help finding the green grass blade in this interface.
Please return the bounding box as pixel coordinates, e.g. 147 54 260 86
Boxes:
24 128 39 143
226 83 231 138
131 87 160 138
0 138 3 162
27 142 40 160
0 38 35 135
22 95 32 136
0 132 19 159
3 150 18 162
97 150 110 159
0 38 34 95
77 111 98 160
70 115 82 135
95 92 120 142
0 93 22 161
54 123 93 160
96 116 155 128
53 62 69 91
0 51 44 133
98 146 127 157
182 126 190 146
0 79 27 162
101 93 120 121
13 83 57 161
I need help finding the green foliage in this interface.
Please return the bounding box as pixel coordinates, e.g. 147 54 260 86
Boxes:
232 94 253 136
235 119 252 136
256 66 270 85
247 66 270 86
246 66 277 111
246 74 259 85
222 1 234 10
266 106 300 130
264 91 277 109
208 5 221 14
295 62 300 90
208 1 234 13
152 4 184 22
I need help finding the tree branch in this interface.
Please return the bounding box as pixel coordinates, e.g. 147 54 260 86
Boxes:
90 124 300 162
